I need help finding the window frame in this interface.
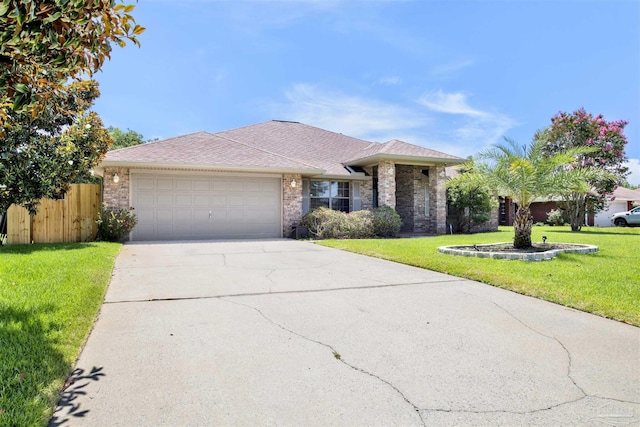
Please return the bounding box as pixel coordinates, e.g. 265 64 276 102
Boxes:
309 180 351 212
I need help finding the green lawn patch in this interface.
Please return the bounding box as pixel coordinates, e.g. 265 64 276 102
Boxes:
318 226 640 326
0 242 121 426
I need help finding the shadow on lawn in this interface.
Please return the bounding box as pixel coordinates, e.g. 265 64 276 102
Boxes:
0 242 99 255
0 304 66 425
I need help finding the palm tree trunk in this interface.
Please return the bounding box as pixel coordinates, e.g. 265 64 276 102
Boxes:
567 192 585 232
513 205 533 249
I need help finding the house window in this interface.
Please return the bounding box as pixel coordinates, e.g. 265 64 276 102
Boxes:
372 166 379 208
310 181 350 212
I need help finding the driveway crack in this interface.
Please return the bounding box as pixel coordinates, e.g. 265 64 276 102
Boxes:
221 298 426 426
485 299 588 397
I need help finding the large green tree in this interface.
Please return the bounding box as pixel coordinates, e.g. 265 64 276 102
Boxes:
446 161 497 233
537 108 629 231
108 126 147 150
0 80 112 213
472 138 594 248
0 1 144 129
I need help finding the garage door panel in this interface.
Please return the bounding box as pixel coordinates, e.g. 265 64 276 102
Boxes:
175 194 192 206
175 179 192 191
132 174 282 241
137 178 155 190
193 180 210 191
155 179 173 190
228 195 244 206
156 193 173 206
228 181 244 191
155 209 174 223
137 194 154 206
211 195 227 206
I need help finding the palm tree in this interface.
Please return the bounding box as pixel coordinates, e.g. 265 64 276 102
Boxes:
472 138 594 248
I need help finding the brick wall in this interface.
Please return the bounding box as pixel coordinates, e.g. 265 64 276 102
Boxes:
429 166 447 234
377 161 396 208
360 178 373 210
102 167 130 210
282 173 302 237
395 165 414 231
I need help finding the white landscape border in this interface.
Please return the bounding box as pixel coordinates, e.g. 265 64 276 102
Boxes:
437 242 600 261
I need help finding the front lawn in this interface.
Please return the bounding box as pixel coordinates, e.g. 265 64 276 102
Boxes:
319 226 640 326
0 242 121 426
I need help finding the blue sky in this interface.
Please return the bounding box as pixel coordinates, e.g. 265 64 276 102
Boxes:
94 0 640 184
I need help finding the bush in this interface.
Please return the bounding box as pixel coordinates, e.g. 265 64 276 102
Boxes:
301 206 401 239
372 206 402 237
346 210 374 239
96 204 137 242
546 209 567 226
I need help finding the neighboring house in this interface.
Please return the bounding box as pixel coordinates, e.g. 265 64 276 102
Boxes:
499 186 640 227
96 120 464 241
593 187 640 227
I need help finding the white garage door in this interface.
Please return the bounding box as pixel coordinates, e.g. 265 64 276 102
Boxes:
131 174 282 241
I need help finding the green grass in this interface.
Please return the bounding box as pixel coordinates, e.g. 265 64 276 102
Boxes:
0 242 121 427
318 226 640 326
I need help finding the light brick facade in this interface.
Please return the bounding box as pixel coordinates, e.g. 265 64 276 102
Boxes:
429 166 448 235
102 167 130 210
377 161 396 208
282 173 302 237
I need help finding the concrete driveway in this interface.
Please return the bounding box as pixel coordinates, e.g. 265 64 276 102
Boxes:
51 240 639 426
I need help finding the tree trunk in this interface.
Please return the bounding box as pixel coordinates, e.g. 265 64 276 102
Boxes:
566 192 585 232
513 205 533 249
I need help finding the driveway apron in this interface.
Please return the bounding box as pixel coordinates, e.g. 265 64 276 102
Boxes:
51 240 640 426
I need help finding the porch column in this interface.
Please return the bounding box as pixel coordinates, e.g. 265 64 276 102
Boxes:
430 166 447 234
377 161 396 209
282 173 302 237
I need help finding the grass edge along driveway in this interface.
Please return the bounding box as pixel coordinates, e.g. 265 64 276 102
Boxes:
0 242 121 427
318 226 640 327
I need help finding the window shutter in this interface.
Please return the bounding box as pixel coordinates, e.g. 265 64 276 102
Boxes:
302 179 310 215
352 181 362 211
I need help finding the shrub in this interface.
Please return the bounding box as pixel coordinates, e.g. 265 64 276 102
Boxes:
372 206 402 237
96 204 137 242
301 206 400 239
346 210 374 239
546 209 567 226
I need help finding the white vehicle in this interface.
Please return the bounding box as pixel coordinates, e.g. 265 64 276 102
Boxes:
612 206 640 226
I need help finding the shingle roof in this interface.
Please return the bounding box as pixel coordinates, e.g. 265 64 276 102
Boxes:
612 187 640 201
102 120 464 175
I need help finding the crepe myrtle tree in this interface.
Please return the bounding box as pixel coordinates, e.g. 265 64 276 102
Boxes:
0 0 144 131
472 138 595 249
537 108 629 231
0 80 112 214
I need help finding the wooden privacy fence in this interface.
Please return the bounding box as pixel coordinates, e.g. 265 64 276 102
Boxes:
7 184 101 244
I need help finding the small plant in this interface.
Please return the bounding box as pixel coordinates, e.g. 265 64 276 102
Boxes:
96 203 137 242
546 209 567 226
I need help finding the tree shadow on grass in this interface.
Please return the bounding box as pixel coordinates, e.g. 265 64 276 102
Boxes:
0 304 104 426
0 304 66 425
0 242 100 255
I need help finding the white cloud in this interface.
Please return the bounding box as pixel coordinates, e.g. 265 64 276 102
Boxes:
418 90 486 117
378 76 402 85
430 59 474 78
275 83 429 140
418 89 517 150
624 158 640 186
269 84 516 157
